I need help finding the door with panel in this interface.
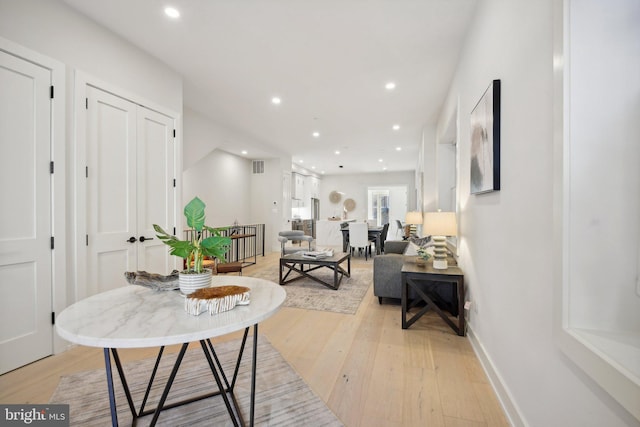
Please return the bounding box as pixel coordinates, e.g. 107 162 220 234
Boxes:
86 87 176 298
135 106 175 274
0 51 53 374
86 87 138 297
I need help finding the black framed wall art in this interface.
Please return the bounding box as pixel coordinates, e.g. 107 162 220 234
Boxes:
470 79 501 194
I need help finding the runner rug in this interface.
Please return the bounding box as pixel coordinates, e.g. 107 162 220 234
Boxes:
248 266 372 315
49 337 342 426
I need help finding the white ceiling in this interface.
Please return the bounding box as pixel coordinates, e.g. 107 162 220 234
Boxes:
63 0 477 175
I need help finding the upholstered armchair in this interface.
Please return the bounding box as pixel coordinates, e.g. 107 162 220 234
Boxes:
277 230 314 256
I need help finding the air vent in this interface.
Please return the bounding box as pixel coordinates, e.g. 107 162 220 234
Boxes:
252 160 265 174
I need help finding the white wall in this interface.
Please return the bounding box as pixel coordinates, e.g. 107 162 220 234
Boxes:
420 126 438 213
252 157 290 253
0 0 182 112
557 0 640 419
182 108 289 252
0 0 184 353
319 171 415 223
182 149 251 227
435 0 638 425
566 0 640 332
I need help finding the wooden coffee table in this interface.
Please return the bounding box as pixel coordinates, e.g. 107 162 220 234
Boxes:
279 252 351 290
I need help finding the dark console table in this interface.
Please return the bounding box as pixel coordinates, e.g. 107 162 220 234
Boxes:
401 261 465 336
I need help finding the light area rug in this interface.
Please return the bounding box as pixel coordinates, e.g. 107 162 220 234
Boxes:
249 266 372 315
49 337 342 426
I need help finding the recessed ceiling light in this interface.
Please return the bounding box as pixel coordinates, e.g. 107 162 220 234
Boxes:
382 167 388 171
311 166 316 169
378 158 383 163
164 7 180 18
396 146 402 151
241 150 248 155
392 124 400 130
299 159 304 163
385 82 396 90
312 131 320 138
271 97 281 105
335 150 340 155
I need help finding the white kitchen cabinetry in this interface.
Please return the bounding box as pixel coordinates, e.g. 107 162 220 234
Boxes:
292 172 305 201
308 176 320 199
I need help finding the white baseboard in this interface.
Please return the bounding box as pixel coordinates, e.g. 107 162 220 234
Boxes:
467 325 527 427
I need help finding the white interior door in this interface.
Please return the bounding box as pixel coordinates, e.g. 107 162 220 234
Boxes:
0 51 53 374
86 86 137 296
136 106 176 274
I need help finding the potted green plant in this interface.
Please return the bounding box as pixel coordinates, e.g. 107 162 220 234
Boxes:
154 196 231 293
415 246 432 267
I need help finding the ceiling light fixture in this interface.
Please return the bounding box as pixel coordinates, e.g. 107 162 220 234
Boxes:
396 146 402 151
312 131 320 138
393 124 400 130
241 150 248 155
385 82 396 90
378 158 383 163
335 150 340 155
271 97 281 105
164 7 180 18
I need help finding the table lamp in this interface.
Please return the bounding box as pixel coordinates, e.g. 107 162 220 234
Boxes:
423 211 457 269
405 211 423 237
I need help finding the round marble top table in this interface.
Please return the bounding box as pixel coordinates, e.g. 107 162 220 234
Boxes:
56 276 286 349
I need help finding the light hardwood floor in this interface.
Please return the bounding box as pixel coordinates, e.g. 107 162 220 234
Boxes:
0 252 509 426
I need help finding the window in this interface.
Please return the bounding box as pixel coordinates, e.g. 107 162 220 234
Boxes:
368 190 389 226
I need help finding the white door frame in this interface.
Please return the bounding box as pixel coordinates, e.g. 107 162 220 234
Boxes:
72 71 182 302
0 36 67 356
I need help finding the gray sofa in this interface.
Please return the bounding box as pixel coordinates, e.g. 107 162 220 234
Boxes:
373 240 410 303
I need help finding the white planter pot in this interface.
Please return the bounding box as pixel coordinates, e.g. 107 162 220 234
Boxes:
179 268 212 295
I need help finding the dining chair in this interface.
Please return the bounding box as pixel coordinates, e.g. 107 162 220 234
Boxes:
349 222 370 260
395 219 404 239
376 222 390 253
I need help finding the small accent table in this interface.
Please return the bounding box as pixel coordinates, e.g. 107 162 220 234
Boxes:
401 261 465 336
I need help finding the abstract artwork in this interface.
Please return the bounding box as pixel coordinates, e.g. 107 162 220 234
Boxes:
470 79 501 194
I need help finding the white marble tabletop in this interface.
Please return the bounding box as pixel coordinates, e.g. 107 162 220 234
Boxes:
56 276 286 349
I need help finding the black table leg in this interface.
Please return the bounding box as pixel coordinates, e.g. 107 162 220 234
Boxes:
103 348 119 427
148 343 189 426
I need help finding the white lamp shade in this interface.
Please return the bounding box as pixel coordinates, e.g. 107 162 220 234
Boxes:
423 211 457 236
405 211 423 225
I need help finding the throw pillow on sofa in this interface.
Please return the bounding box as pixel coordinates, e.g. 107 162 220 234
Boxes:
403 236 432 256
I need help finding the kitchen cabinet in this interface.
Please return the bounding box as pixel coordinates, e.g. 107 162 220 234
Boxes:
292 172 305 200
308 176 320 199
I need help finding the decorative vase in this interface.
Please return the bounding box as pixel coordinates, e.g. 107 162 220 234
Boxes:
179 268 212 295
